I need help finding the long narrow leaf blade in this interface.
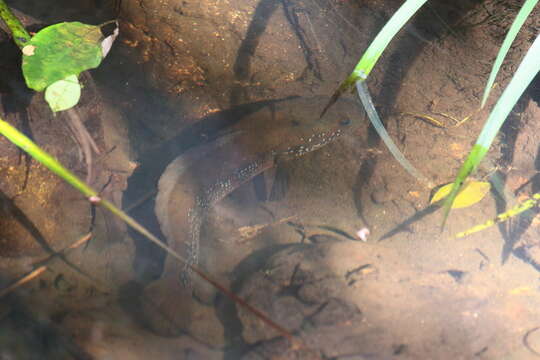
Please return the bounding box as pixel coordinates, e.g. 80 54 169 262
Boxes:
481 0 538 108
0 117 96 197
356 80 432 187
442 33 540 227
321 0 428 116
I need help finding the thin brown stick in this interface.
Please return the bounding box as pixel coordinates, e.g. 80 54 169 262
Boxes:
190 265 302 350
67 232 93 250
39 232 93 265
0 233 94 299
124 189 157 213
0 266 47 298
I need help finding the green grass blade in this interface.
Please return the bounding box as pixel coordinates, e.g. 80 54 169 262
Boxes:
354 0 428 79
0 0 31 49
0 117 188 265
356 80 432 187
321 0 428 116
0 118 97 197
440 144 488 227
480 0 538 108
442 33 540 227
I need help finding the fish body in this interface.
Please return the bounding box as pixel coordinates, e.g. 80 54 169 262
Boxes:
152 96 363 304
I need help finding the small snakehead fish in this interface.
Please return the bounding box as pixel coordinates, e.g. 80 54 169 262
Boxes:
154 96 363 296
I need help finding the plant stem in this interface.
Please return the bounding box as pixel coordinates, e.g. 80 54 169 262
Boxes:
0 0 31 49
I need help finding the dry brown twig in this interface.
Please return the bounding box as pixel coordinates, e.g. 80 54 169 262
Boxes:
0 232 93 299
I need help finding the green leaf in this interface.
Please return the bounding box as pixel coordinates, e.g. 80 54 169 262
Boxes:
431 180 490 209
45 75 81 112
22 22 104 91
481 0 538 108
442 33 540 227
321 0 428 116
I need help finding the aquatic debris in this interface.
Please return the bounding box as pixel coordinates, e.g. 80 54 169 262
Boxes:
89 195 102 204
0 266 46 299
0 232 93 299
431 180 490 209
356 227 370 242
402 112 446 128
238 216 296 241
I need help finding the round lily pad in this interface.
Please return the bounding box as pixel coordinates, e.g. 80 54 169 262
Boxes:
22 22 104 91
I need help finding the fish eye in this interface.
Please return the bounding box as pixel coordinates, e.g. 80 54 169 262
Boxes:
339 118 351 126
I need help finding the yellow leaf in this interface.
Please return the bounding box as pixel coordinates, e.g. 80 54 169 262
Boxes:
430 181 490 209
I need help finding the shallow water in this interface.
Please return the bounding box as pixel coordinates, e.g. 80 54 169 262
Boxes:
1 0 540 359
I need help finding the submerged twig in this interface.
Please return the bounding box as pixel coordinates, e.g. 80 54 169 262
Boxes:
0 232 95 299
65 108 100 184
0 266 47 299
238 215 297 241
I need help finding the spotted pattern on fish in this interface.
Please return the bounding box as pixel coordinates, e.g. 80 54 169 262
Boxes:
179 129 345 287
157 97 363 295
181 157 269 287
281 129 343 156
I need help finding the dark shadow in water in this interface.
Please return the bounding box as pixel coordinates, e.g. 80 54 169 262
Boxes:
216 243 309 360
491 72 540 267
280 0 322 81
378 202 441 241
513 245 540 273
232 0 281 89
494 94 540 265
495 100 526 264
231 0 322 105
0 191 57 255
0 298 92 360
0 25 46 190
0 190 98 284
507 144 540 268
7 1 115 24
528 71 540 104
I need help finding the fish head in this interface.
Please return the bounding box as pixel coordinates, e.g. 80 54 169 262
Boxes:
272 96 364 157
